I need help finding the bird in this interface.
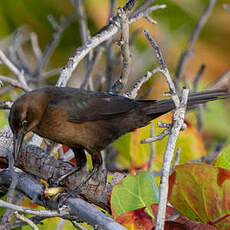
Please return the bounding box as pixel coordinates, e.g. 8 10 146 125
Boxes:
8 86 230 194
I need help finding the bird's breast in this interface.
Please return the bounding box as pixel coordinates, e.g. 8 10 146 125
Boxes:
33 106 116 151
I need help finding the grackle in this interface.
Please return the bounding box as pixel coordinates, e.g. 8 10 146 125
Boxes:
8 87 230 193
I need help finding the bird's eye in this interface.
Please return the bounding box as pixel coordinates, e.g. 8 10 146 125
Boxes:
22 120 28 127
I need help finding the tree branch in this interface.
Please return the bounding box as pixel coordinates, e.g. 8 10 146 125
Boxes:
175 0 217 86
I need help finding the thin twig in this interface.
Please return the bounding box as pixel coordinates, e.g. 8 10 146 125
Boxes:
141 128 170 143
41 68 62 80
193 64 206 92
7 28 31 76
56 219 66 230
6 148 18 203
0 200 64 217
33 13 76 80
130 5 166 23
134 0 157 16
74 0 90 47
3 216 46 229
208 69 230 89
73 222 88 230
0 100 13 110
15 212 39 230
171 148 181 173
0 75 30 92
196 104 204 133
0 49 22 76
30 32 42 61
105 0 116 90
144 15 157 24
80 46 104 89
143 30 179 107
158 122 171 129
124 67 161 98
193 65 206 132
188 139 226 164
175 0 217 86
74 0 91 73
148 123 155 172
110 7 130 93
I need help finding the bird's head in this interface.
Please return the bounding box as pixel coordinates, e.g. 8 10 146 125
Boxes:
8 90 48 158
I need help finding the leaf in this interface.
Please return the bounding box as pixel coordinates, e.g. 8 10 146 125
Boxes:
111 171 159 219
204 101 230 140
169 163 230 229
213 145 230 170
170 215 217 230
154 115 206 168
117 204 177 230
114 114 206 172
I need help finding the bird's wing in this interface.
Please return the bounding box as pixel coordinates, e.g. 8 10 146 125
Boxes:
49 89 141 123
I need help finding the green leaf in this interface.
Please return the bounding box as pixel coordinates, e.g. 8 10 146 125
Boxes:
111 171 159 219
204 101 230 140
213 145 230 170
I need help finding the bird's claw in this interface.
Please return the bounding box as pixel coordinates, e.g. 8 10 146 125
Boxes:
58 187 82 208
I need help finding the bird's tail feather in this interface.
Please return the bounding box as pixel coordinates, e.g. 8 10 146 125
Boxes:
142 89 230 119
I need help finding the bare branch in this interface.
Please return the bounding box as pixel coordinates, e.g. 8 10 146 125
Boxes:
0 200 63 217
134 0 157 15
143 30 179 107
73 0 92 75
144 15 157 24
0 75 30 92
130 5 166 23
33 13 76 79
141 128 170 143
74 0 90 46
41 68 62 80
208 69 230 89
111 7 130 93
0 50 21 76
124 67 161 98
171 148 181 172
80 46 104 89
147 123 155 172
56 0 166 87
30 32 42 61
142 29 189 230
0 100 13 110
155 88 189 230
15 212 39 230
193 64 206 92
175 0 217 85
105 0 116 90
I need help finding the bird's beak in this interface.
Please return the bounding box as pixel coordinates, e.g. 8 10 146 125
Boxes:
13 131 25 160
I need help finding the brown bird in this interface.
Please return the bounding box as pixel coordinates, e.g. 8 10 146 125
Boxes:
8 87 229 193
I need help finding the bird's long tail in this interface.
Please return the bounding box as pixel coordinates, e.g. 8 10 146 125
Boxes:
141 89 230 119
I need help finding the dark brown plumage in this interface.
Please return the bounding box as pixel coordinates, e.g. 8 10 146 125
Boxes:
8 87 230 192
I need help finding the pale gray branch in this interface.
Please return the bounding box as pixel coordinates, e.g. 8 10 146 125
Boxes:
175 0 217 84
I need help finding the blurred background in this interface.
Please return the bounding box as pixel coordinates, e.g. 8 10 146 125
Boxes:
0 0 230 229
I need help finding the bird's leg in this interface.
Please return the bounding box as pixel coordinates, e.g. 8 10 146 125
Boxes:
51 147 87 186
71 151 102 194
58 151 102 206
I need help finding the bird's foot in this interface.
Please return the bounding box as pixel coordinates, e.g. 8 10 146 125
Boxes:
47 177 62 187
58 186 82 208
48 166 82 187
